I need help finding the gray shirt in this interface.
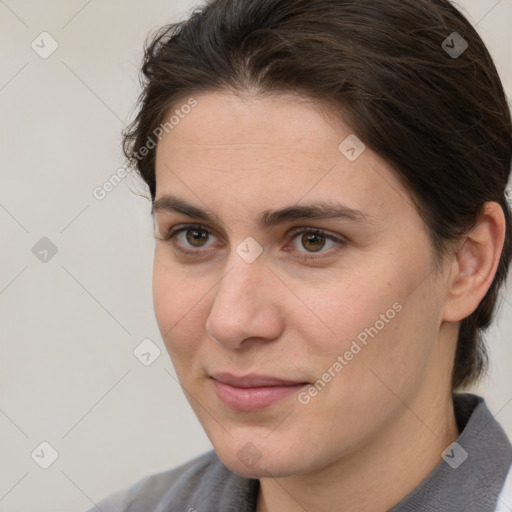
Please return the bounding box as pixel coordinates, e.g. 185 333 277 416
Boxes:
88 393 512 511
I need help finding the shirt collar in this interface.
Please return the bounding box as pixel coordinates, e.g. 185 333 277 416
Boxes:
389 393 512 511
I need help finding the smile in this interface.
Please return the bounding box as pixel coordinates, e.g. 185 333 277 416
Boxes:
210 373 309 412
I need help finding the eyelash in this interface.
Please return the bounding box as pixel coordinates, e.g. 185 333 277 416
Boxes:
159 223 347 261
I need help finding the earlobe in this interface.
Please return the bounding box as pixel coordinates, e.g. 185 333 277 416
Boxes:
443 202 506 323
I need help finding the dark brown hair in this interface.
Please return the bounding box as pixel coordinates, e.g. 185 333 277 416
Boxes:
123 0 512 390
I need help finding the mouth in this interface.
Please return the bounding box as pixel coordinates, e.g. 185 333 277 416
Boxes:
210 372 310 412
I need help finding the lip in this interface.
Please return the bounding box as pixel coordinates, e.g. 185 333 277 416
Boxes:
210 372 309 412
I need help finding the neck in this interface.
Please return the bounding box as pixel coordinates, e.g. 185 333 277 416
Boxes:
256 387 459 512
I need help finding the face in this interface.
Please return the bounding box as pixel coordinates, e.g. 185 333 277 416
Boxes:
152 91 453 478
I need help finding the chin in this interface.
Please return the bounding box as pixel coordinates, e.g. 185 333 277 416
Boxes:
211 435 309 479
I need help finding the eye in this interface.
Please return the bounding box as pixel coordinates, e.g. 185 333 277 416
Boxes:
286 227 345 258
158 224 346 260
158 224 219 255
176 227 213 248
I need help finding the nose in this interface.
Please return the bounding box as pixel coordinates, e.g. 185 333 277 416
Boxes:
205 252 285 350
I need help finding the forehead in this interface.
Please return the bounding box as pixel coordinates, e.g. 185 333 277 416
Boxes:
153 91 414 223
156 92 339 165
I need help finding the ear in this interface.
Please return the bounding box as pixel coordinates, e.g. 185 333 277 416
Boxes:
443 202 506 322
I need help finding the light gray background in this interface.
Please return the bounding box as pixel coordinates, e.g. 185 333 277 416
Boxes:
1 1 511 511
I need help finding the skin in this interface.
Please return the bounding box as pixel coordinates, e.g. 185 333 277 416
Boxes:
151 91 505 512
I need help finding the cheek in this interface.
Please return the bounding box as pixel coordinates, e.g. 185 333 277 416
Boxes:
152 254 177 332
327 277 444 412
303 259 438 381
152 250 208 359
301 270 401 352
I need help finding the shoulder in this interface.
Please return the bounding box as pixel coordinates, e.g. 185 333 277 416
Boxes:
495 463 512 512
87 450 232 512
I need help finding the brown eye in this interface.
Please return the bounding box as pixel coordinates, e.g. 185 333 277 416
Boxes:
285 227 347 261
185 228 210 247
289 228 340 256
300 232 326 252
160 224 218 255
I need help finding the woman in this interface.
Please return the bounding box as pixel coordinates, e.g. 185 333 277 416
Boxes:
89 0 512 510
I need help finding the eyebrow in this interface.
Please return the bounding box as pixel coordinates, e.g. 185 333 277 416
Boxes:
152 194 370 227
